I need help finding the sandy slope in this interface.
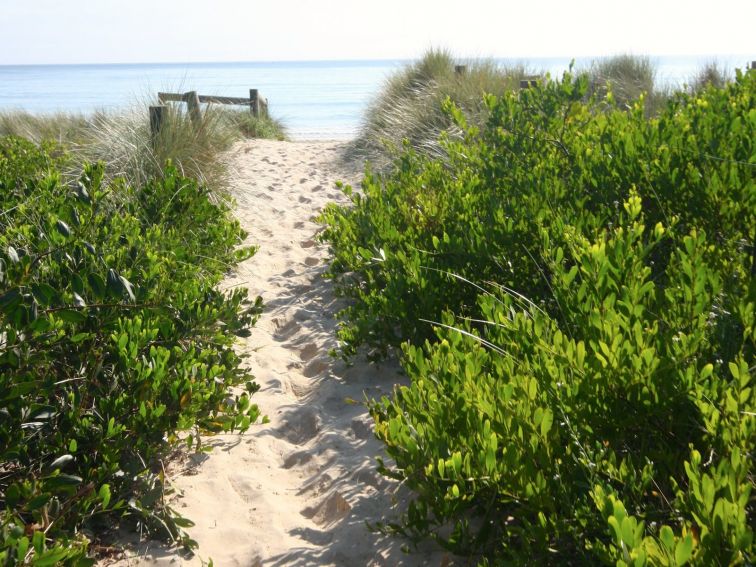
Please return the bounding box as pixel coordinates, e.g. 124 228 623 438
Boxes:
112 140 451 566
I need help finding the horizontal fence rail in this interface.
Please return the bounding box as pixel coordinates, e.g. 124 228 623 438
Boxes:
150 89 269 140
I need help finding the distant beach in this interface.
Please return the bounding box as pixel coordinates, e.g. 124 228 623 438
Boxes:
1 55 753 139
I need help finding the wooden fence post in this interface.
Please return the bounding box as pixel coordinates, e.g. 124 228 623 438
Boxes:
184 91 202 126
249 89 260 117
149 105 167 142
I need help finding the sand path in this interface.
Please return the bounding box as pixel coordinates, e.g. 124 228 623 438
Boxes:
117 140 450 566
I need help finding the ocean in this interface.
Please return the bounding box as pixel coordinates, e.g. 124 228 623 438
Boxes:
0 56 753 140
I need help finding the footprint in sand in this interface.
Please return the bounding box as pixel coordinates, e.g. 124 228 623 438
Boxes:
312 184 324 192
299 178 307 184
281 407 321 444
304 257 320 267
351 417 373 440
273 318 301 341
352 468 387 490
293 221 306 229
299 473 334 498
282 449 315 469
300 239 316 249
290 381 312 399
293 307 312 321
228 474 258 504
298 195 312 204
303 358 329 378
300 492 351 526
299 342 319 362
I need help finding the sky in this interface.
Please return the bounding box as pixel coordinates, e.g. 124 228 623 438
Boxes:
0 0 754 65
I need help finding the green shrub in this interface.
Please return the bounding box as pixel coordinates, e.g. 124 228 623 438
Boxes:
0 137 262 564
320 70 755 563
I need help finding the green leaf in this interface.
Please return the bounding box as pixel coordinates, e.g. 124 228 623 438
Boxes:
659 525 675 552
25 494 52 512
49 454 74 470
43 474 83 489
32 283 58 306
119 275 136 301
16 536 29 563
540 408 553 437
87 272 106 298
56 309 87 323
99 484 111 509
106 268 121 296
564 265 579 285
34 547 72 566
7 245 19 264
56 219 71 237
674 535 693 565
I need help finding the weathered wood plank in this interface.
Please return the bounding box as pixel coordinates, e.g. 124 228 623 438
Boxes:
149 105 167 141
157 92 184 103
158 92 254 105
198 95 252 105
249 89 260 117
184 91 202 125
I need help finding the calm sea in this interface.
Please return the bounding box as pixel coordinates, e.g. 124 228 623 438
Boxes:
0 56 752 140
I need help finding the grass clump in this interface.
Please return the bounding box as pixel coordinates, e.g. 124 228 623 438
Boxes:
688 60 731 92
350 49 530 169
0 101 286 190
0 136 263 563
586 54 657 106
221 109 287 141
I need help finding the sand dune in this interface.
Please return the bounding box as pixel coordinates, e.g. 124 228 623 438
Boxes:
110 140 451 566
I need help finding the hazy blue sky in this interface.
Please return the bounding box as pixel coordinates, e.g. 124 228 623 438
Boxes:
1 0 754 65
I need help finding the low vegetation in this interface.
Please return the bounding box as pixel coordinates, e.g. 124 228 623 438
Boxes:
349 49 530 170
351 51 743 170
320 66 754 564
0 136 263 564
0 103 286 189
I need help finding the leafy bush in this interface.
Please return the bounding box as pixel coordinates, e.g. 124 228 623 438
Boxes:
320 69 755 563
0 137 262 564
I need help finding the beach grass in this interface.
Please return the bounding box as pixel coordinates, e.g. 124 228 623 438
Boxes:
585 54 659 109
0 101 286 189
354 52 748 168
688 60 731 92
349 49 532 169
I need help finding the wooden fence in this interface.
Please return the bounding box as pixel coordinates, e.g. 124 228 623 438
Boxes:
149 89 269 138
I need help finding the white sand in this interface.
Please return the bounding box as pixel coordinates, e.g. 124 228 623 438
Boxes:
110 140 452 566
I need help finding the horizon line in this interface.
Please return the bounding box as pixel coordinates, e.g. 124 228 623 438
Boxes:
2 52 755 68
